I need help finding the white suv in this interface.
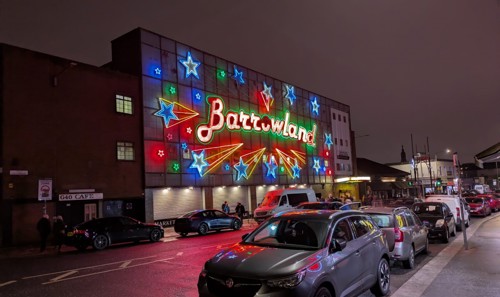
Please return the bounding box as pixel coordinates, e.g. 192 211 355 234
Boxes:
425 195 470 231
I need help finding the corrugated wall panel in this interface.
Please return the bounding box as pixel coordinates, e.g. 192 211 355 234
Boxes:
152 188 203 219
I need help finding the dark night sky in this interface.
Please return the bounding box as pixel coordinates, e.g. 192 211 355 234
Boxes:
1 1 498 164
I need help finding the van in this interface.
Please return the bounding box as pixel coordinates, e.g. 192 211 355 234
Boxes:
425 195 470 231
253 188 317 223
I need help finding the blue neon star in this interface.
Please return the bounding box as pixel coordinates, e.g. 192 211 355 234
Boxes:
179 51 200 79
313 158 321 174
285 84 296 105
265 159 278 178
181 143 188 150
190 150 209 177
311 97 320 115
224 163 230 171
234 157 249 180
325 133 333 150
232 65 245 84
154 67 162 75
292 161 301 179
154 100 179 128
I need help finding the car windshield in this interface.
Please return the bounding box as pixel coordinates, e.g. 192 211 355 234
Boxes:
368 214 392 228
412 204 443 216
260 195 280 207
465 198 483 204
180 210 201 218
244 217 329 250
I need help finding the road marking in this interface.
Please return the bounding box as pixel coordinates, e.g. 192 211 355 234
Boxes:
42 257 174 285
23 255 157 279
0 280 16 287
50 271 78 282
120 261 132 268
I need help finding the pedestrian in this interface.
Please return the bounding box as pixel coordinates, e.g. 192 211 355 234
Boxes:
235 202 245 220
36 214 51 253
53 215 66 253
222 201 230 214
327 193 334 202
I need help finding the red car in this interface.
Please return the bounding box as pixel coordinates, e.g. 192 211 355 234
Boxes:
477 194 499 212
465 197 492 217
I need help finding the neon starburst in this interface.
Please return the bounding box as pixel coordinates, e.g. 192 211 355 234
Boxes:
189 150 209 177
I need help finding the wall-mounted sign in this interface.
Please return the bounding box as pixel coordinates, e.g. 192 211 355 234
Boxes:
59 193 103 201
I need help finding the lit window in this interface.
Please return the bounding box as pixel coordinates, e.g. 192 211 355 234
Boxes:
117 142 135 160
116 94 133 114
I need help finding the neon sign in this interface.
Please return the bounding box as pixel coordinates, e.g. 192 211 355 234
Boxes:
196 96 317 146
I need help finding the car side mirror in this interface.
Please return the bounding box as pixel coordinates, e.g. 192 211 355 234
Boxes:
329 238 347 253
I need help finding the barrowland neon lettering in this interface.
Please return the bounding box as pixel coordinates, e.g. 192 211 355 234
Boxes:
196 96 317 146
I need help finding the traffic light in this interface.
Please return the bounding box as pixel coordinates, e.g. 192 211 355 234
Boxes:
435 178 442 186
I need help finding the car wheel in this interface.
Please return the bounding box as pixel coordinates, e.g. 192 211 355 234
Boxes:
403 247 415 269
92 234 109 250
198 223 209 235
314 286 332 297
150 229 161 242
232 219 242 230
442 228 449 243
370 257 390 296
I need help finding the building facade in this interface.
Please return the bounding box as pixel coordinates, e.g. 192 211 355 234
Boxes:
110 28 355 226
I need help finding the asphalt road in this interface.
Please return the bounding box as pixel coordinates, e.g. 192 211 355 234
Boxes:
0 219 477 297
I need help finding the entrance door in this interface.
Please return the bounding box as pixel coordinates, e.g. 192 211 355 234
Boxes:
84 203 97 221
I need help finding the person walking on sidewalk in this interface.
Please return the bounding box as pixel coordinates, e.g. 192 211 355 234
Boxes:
235 202 246 220
53 215 66 253
222 201 230 214
36 214 51 253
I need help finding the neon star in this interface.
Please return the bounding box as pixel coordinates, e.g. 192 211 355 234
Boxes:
224 164 230 171
186 127 192 134
173 163 180 171
154 100 179 128
313 158 321 174
179 51 200 79
265 159 278 179
169 86 176 94
154 68 161 75
167 133 173 141
292 160 301 179
181 143 188 150
232 65 245 84
285 85 296 105
158 150 165 158
325 133 333 150
190 150 209 177
260 82 274 112
234 157 249 180
311 97 320 115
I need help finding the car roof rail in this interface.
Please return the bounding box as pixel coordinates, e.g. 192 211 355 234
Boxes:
393 206 409 212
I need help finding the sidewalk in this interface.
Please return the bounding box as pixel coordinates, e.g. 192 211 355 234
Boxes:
0 219 259 259
391 212 500 297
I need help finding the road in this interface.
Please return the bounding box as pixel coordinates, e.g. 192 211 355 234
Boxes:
0 219 477 297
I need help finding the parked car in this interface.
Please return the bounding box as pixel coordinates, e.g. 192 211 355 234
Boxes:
477 194 499 212
198 209 391 297
411 202 456 243
425 195 470 231
65 216 164 251
465 197 492 217
296 201 344 210
361 206 428 269
254 187 317 223
174 209 242 236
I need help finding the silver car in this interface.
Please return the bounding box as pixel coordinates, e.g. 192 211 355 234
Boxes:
198 210 391 297
361 206 429 269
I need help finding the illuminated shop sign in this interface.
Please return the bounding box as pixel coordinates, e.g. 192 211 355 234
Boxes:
196 96 317 146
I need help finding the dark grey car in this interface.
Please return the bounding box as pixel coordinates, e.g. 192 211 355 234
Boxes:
198 210 391 297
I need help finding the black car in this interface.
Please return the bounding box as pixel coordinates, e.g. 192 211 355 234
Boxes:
296 201 344 210
174 209 242 236
411 202 456 243
66 216 164 251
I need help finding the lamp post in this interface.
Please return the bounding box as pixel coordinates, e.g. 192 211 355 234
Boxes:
453 152 468 250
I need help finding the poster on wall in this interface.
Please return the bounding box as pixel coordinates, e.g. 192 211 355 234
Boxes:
38 179 53 201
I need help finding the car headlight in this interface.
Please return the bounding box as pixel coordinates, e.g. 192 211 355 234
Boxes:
435 219 445 228
267 270 306 288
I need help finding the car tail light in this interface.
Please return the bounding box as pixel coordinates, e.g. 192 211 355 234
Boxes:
394 227 404 242
456 207 460 218
73 230 86 235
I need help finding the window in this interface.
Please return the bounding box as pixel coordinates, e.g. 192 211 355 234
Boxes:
332 113 336 120
343 116 346 123
287 193 309 206
340 139 343 146
117 141 135 160
333 219 353 242
116 94 133 114
335 138 338 145
338 114 341 121
349 216 372 237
